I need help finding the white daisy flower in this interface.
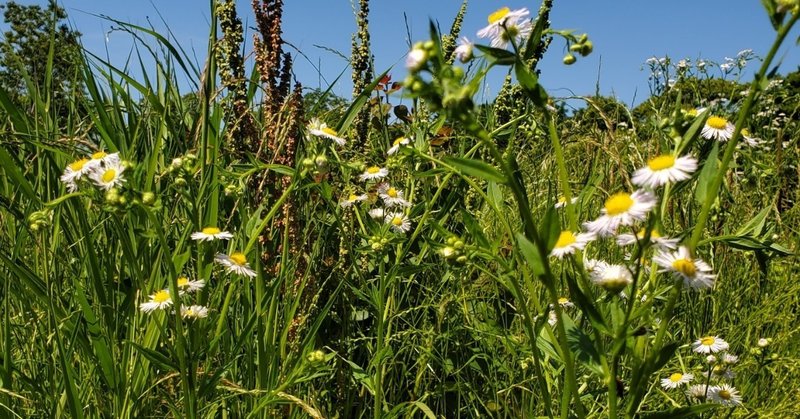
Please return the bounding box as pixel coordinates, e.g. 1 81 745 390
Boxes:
477 7 531 49
215 252 257 277
686 384 709 401
590 263 633 293
89 151 121 167
387 136 411 155
757 338 770 347
89 160 126 190
616 228 679 250
556 297 574 308
339 193 368 208
660 372 693 389
584 258 609 275
377 183 411 207
740 128 763 147
191 227 233 242
177 276 205 293
701 116 735 141
406 46 427 71
139 289 173 313
307 118 346 146
181 305 209 319
706 355 717 364
708 365 736 380
385 212 411 233
368 208 386 219
632 154 698 188
60 158 92 192
359 166 389 182
583 190 656 236
653 246 715 289
454 37 473 62
723 353 739 364
554 195 578 209
708 384 742 406
549 230 595 258
692 336 729 354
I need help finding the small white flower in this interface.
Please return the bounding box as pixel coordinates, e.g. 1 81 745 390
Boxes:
583 190 656 236
88 151 121 168
191 227 233 242
549 230 595 258
214 252 257 277
653 246 715 289
387 136 411 155
660 372 693 390
307 118 346 146
377 183 411 207
139 289 173 313
692 336 729 354
547 310 557 327
708 384 742 406
590 263 633 293
406 46 427 71
740 128 763 147
632 154 698 188
368 208 385 219
477 7 531 49
686 384 709 401
177 276 205 293
454 37 473 62
702 116 735 141
60 158 93 192
554 195 578 209
384 212 411 233
181 305 209 319
339 193 368 208
616 228 679 250
89 160 126 190
723 353 739 365
556 297 574 308
706 355 717 364
757 338 770 347
359 166 389 182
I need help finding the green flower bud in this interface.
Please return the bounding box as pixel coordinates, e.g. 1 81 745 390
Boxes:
563 54 577 65
142 192 156 205
301 158 314 168
580 41 593 57
569 44 583 53
453 240 464 250
456 255 468 264
441 246 456 259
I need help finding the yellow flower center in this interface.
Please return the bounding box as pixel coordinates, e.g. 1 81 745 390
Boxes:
202 227 221 235
686 108 698 117
700 336 715 346
348 194 359 202
669 373 683 383
604 193 634 216
91 151 107 160
387 187 398 198
557 297 569 305
706 116 728 129
718 389 731 400
321 127 338 136
558 196 567 204
69 158 89 171
741 128 751 137
391 216 403 226
637 228 661 239
153 290 170 303
672 258 696 277
554 231 577 249
101 169 117 183
488 7 510 24
177 277 189 287
647 155 675 171
229 252 247 266
393 137 406 146
185 308 196 316
366 166 381 174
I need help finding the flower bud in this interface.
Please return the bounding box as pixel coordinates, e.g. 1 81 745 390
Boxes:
441 246 456 259
580 41 593 57
563 54 576 65
142 192 156 205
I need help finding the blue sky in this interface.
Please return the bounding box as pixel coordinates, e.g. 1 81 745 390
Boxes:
7 1 800 107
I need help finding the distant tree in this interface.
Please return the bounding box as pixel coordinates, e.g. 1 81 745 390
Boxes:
0 0 82 105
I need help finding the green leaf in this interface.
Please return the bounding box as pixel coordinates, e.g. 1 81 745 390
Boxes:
336 68 391 133
443 156 507 184
651 341 680 373
514 61 549 107
129 341 179 372
539 204 560 253
563 314 604 377
694 142 719 206
474 45 516 65
516 233 547 278
639 403 717 419
735 206 771 236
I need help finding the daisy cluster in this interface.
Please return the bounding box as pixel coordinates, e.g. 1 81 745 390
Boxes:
661 335 742 407
60 151 126 192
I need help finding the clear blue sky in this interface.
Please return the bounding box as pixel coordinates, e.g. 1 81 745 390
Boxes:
6 1 800 107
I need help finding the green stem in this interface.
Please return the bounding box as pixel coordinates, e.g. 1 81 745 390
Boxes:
547 115 577 230
374 258 386 418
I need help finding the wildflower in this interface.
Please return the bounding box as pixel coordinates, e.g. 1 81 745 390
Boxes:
377 183 411 207
181 305 209 319
191 227 233 242
740 128 763 147
307 118 346 146
454 37 473 62
359 166 389 182
477 7 531 49
632 154 698 188
139 289 173 313
339 193 368 208
706 355 717 364
723 353 739 364
88 151 121 167
583 190 656 236
660 372 693 389
554 195 578 209
757 338 770 347
708 384 743 406
701 116 735 141
616 228 679 250
692 336 729 354
590 263 633 293
547 310 557 326
406 46 427 71
215 252 257 277
584 258 609 275
90 160 126 190
556 297 574 308
653 246 715 289
686 384 709 401
708 364 736 380
387 136 410 155
550 230 594 258
385 212 411 233
60 158 92 192
177 276 205 293
368 208 385 219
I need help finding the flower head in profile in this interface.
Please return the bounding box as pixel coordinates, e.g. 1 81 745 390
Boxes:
387 136 411 155
90 160 126 190
583 190 656 236
632 154 698 188
702 116 735 141
191 227 233 242
549 230 595 258
590 263 633 293
181 305 209 319
554 195 578 209
215 252 257 277
339 193 368 208
653 246 715 289
616 228 679 250
477 7 531 49
60 158 92 192
384 212 411 233
708 384 742 406
454 37 473 62
359 166 389 182
377 183 411 207
368 208 385 219
406 45 427 71
692 335 729 354
139 289 173 313
740 128 763 147
660 372 693 390
177 276 205 293
307 118 346 146
89 151 121 167
686 384 709 401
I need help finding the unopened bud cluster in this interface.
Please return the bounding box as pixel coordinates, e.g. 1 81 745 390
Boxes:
369 235 390 251
441 236 469 265
28 209 52 232
563 33 592 66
